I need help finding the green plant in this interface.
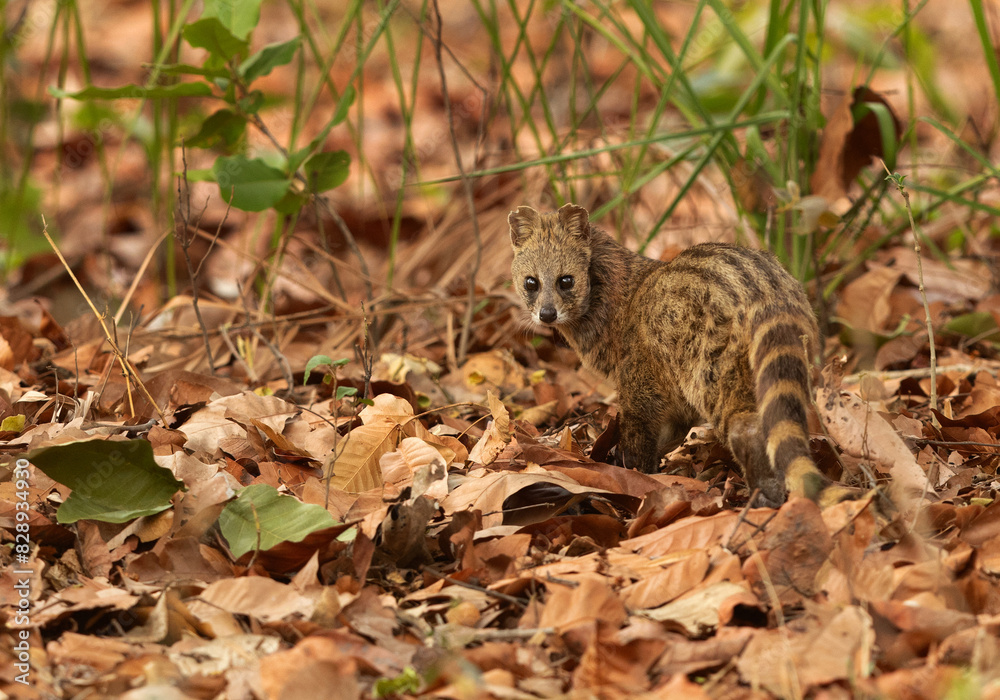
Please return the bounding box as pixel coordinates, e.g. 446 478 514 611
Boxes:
304 355 358 402
52 0 352 219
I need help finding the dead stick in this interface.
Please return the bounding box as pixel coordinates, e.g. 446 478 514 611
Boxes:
431 0 482 366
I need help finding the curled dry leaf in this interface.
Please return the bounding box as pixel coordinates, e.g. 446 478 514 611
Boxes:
179 391 299 455
810 86 901 202
836 265 903 335
816 388 931 510
166 635 283 679
644 581 757 636
358 393 417 426
379 437 450 500
468 390 512 466
882 246 992 303
441 468 627 528
460 350 526 395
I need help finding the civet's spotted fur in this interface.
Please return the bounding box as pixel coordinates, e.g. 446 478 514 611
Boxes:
509 203 849 507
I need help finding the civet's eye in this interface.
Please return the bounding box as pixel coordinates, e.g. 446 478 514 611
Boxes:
524 277 539 292
558 275 574 290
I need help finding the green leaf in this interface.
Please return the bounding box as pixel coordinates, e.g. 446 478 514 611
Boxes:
218 484 337 558
237 89 264 115
202 0 262 41
336 386 358 401
182 17 248 62
287 146 311 173
304 150 350 193
186 109 246 150
0 181 44 272
240 37 301 84
156 63 230 80
303 354 349 384
1 414 25 432
212 155 291 212
331 85 356 127
26 439 183 524
302 87 356 159
943 311 1000 343
303 356 333 383
272 189 308 216
50 82 214 101
374 668 422 698
286 89 356 176
183 168 216 182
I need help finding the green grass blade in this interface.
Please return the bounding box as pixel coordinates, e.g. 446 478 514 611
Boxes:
969 0 1000 99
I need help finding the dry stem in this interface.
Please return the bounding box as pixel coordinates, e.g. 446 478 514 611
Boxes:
431 0 485 366
882 161 938 413
41 219 165 423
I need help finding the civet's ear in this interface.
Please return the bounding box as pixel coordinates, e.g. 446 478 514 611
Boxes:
508 205 541 248
558 203 590 238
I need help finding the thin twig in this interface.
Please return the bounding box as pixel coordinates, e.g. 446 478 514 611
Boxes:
87 419 158 434
882 161 938 414
431 0 483 365
41 219 165 423
251 325 294 392
844 363 997 385
914 438 1000 452
176 143 219 375
422 566 527 608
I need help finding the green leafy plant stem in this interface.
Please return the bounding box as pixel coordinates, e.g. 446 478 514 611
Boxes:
969 0 1000 101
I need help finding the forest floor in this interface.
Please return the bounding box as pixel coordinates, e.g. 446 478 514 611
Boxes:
2 1 1000 699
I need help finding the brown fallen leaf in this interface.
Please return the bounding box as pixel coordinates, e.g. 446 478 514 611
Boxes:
374 495 437 567
458 350 526 395
258 636 360 700
441 466 636 528
326 422 402 493
836 264 904 335
166 634 282 678
816 388 931 509
194 577 315 624
571 626 667 697
468 390 512 466
622 509 771 559
178 391 299 456
45 631 134 673
654 627 754 676
737 605 875 695
326 393 432 493
644 581 757 637
811 85 901 201
539 575 628 643
379 436 448 496
744 498 833 608
619 549 711 610
879 246 992 303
